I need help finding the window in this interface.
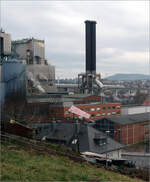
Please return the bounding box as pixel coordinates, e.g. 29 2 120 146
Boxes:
102 113 105 116
94 138 107 146
91 108 95 112
116 105 120 109
79 116 83 120
65 110 70 114
85 108 89 112
96 113 101 117
112 112 116 115
112 106 116 110
107 113 111 116
102 107 106 110
72 139 78 144
117 111 120 114
108 106 111 110
91 114 95 118
97 107 101 111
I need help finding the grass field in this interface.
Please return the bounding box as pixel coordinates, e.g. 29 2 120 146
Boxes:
1 141 143 181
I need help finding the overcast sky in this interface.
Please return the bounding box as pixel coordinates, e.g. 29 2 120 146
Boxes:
1 1 149 78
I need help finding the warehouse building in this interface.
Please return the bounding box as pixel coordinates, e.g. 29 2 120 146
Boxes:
94 112 150 145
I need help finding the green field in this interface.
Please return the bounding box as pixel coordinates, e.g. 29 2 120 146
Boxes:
1 141 143 181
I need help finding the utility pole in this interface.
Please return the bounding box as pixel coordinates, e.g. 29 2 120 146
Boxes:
76 119 80 153
105 130 110 167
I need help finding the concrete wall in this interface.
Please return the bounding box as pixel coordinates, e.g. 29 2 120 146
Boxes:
33 40 45 60
14 42 29 60
12 39 45 63
0 32 11 54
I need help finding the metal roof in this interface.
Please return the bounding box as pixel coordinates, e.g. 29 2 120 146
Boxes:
110 112 150 125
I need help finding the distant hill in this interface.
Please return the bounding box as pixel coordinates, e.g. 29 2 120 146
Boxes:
106 74 150 80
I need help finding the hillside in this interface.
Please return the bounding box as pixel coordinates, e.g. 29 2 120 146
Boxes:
1 137 143 182
106 73 150 80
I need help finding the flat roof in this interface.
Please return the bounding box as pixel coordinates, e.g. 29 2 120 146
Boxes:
110 112 150 125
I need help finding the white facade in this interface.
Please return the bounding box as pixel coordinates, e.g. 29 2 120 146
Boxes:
122 106 150 115
107 149 122 159
33 40 45 60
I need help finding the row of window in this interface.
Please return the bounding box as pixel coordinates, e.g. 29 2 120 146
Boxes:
85 105 120 112
91 111 120 118
65 111 120 117
65 106 120 114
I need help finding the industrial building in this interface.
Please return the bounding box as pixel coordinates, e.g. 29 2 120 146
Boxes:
22 20 123 124
12 38 45 64
26 64 56 94
0 31 26 105
0 30 11 61
94 112 150 145
26 94 121 123
11 37 56 93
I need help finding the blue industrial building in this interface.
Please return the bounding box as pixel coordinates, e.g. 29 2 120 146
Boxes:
0 59 26 105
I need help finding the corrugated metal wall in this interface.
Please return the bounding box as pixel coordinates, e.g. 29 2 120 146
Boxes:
0 59 26 104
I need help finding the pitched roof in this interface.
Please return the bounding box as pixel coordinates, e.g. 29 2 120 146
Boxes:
33 122 123 154
79 125 123 154
35 122 76 142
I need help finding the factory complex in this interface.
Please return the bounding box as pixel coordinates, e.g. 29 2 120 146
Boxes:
0 20 149 155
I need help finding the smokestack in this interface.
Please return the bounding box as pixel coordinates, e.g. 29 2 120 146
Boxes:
85 20 97 74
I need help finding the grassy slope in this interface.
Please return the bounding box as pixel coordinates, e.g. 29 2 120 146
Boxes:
1 142 143 182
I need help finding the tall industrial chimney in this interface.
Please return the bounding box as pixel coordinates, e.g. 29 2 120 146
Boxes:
78 20 103 95
85 20 96 74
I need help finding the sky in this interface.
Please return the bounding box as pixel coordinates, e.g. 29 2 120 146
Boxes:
1 1 149 78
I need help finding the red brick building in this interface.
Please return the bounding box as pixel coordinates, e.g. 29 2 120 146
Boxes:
95 112 150 145
27 94 121 122
62 103 121 121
